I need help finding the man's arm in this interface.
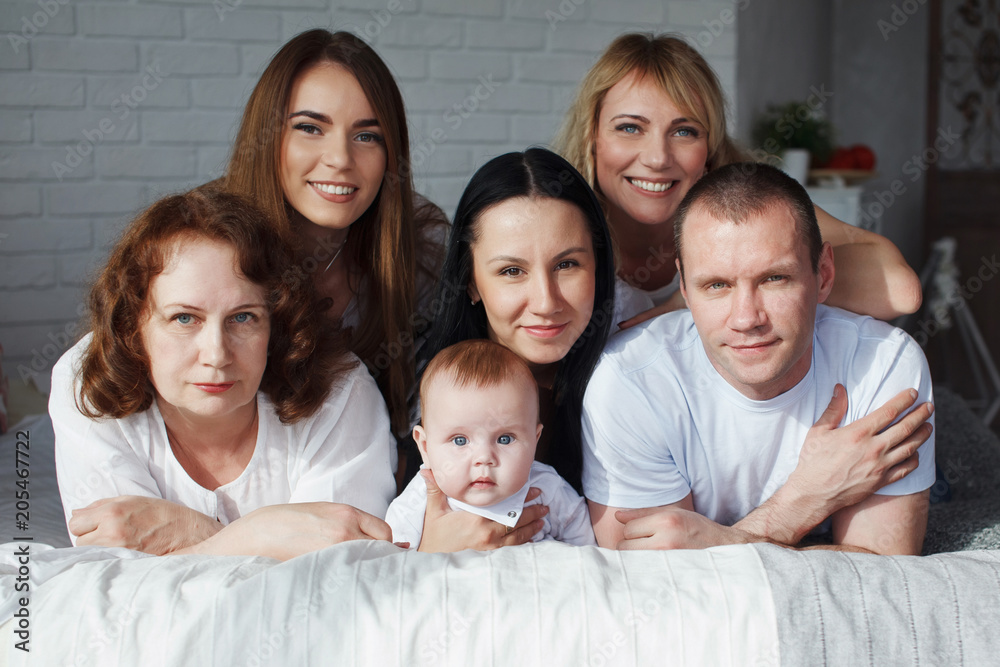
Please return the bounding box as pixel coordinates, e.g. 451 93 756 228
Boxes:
589 495 695 549
592 494 764 551
831 489 930 555
595 491 928 554
731 384 932 546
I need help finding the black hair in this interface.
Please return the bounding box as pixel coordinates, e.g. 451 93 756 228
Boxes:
421 148 615 491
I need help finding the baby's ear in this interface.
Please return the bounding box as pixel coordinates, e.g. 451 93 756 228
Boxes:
413 425 430 463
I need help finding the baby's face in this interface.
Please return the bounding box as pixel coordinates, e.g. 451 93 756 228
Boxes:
415 374 540 506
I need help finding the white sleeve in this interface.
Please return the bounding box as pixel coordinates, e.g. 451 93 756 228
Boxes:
286 361 397 519
50 339 163 544
612 277 655 324
384 475 428 548
580 355 691 509
537 468 596 546
849 330 936 496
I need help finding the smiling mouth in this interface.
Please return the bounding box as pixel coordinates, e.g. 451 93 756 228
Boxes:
310 182 357 195
627 177 675 193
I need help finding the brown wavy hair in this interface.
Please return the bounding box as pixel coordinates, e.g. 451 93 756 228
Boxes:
554 32 747 197
78 188 353 423
224 29 430 433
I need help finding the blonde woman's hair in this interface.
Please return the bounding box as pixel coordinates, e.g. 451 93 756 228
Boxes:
554 32 746 193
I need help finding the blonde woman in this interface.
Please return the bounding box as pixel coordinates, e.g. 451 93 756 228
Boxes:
555 32 921 325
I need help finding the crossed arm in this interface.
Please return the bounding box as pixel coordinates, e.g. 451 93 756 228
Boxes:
68 497 392 560
589 386 934 555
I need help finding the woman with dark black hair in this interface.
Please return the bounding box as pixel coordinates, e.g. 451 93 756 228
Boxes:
415 148 637 552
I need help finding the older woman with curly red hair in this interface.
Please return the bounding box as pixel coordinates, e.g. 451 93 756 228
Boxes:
49 188 397 559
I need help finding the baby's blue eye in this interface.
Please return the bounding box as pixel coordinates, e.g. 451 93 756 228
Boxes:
452 436 468 446
497 434 512 445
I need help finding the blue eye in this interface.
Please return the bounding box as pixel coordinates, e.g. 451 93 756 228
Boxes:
497 434 512 445
615 123 640 134
452 436 468 446
174 314 193 325
675 126 701 138
232 312 253 323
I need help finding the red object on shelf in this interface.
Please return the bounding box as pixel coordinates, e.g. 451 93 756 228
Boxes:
850 144 876 171
818 144 877 171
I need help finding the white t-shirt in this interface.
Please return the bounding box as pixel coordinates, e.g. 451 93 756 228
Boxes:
581 305 935 527
385 461 597 547
617 273 681 313
51 335 397 543
612 277 655 326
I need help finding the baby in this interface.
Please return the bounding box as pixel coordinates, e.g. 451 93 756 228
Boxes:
386 339 596 548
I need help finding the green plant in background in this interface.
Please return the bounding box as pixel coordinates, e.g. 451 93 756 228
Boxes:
751 101 836 166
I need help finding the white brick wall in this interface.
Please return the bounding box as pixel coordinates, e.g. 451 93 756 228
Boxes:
0 0 738 390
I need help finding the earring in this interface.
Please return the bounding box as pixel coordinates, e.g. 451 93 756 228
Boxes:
470 298 478 306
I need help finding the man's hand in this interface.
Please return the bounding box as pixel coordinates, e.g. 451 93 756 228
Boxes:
178 502 392 561
416 469 547 552
615 506 755 550
736 384 933 545
69 495 222 554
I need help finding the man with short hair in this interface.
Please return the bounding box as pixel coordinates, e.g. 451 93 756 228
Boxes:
582 163 934 554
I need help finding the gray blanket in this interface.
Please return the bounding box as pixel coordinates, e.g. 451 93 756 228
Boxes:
757 545 1000 665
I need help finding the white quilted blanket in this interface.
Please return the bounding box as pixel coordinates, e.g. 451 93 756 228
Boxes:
0 540 779 666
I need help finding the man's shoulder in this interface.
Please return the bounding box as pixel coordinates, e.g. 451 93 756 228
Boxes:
815 305 921 356
601 310 701 373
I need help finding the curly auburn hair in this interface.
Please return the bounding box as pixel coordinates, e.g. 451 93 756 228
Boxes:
78 187 353 424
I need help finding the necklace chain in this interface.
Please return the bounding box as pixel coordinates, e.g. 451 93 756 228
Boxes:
323 241 346 273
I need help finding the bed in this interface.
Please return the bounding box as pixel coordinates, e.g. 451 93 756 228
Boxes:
1 386 998 666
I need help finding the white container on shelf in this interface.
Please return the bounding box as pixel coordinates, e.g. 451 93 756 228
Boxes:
805 184 864 228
